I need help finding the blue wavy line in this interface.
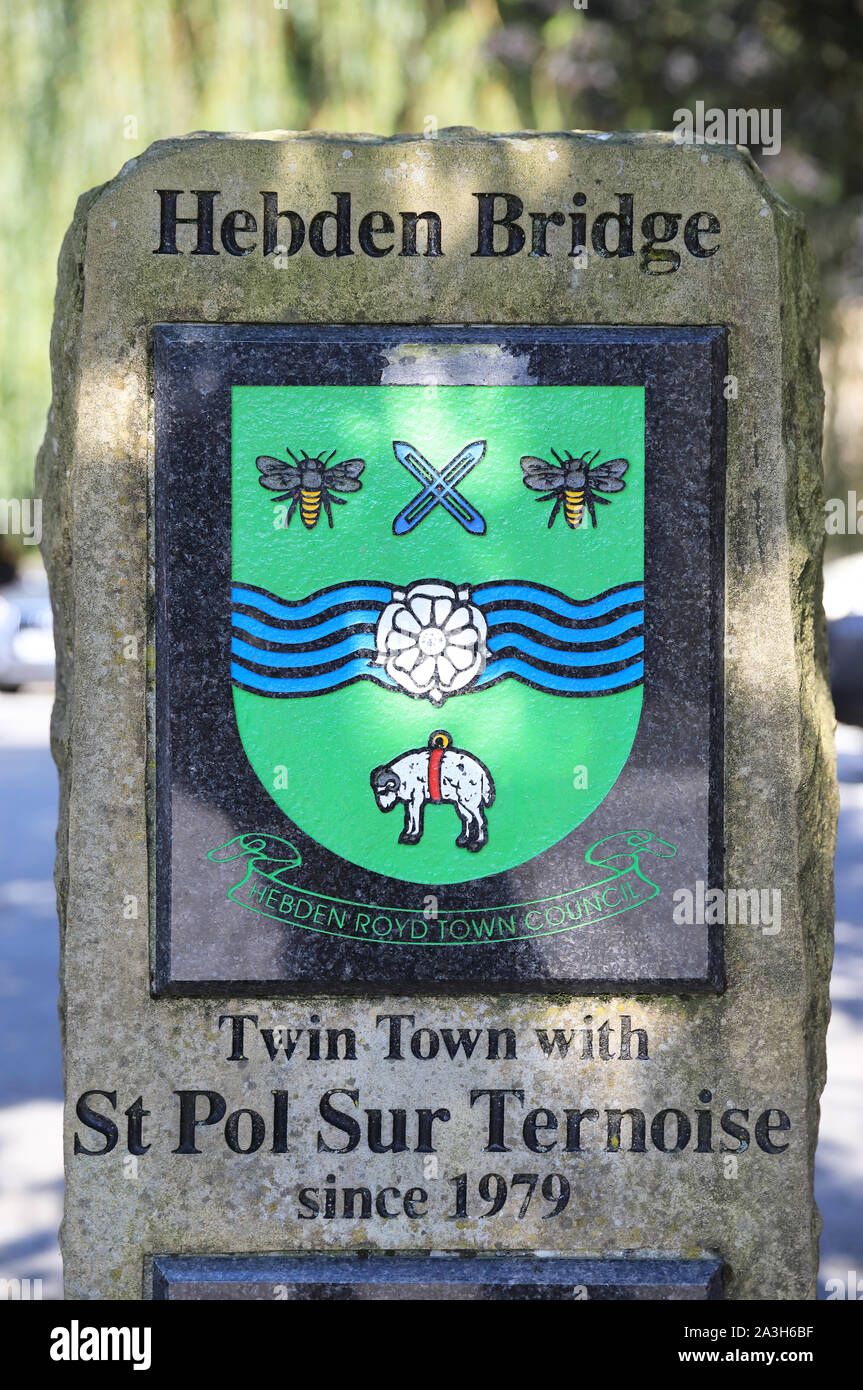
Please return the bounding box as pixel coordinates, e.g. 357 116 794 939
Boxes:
233 656 643 694
232 659 397 695
475 659 644 693
231 609 383 644
232 584 391 621
487 634 644 667
231 634 376 669
485 608 642 643
229 580 646 696
473 583 643 619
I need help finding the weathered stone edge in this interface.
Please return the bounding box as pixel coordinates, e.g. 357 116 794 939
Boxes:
73 128 798 222
775 200 838 1291
37 184 108 1061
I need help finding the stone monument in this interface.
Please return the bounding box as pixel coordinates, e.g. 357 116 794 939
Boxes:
39 130 836 1299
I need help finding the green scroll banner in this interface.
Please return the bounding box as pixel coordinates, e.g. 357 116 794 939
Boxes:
207 830 677 947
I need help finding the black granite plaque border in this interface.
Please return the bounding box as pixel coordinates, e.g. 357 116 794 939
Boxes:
150 1252 723 1300
153 325 725 995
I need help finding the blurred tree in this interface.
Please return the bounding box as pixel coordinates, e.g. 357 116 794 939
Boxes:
1 0 861 518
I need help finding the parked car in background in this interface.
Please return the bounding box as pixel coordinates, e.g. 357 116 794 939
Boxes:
824 553 863 728
0 567 55 689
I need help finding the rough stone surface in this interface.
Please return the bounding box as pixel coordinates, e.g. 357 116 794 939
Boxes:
37 130 836 1299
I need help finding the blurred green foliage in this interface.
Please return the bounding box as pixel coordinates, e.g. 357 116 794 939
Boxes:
2 0 862 509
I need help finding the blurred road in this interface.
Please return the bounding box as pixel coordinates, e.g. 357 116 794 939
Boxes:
0 688 62 1299
0 689 860 1300
816 721 863 1297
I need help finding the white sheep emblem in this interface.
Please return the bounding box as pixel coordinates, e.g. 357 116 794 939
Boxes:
370 730 495 852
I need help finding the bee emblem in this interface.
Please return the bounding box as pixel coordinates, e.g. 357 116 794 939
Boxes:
256 447 365 530
520 448 628 529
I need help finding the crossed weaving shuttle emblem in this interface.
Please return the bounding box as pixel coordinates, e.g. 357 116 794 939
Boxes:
391 439 487 535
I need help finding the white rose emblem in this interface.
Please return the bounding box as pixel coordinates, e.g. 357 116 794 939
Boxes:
375 581 487 704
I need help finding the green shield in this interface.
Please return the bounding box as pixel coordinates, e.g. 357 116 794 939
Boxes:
231 383 644 885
